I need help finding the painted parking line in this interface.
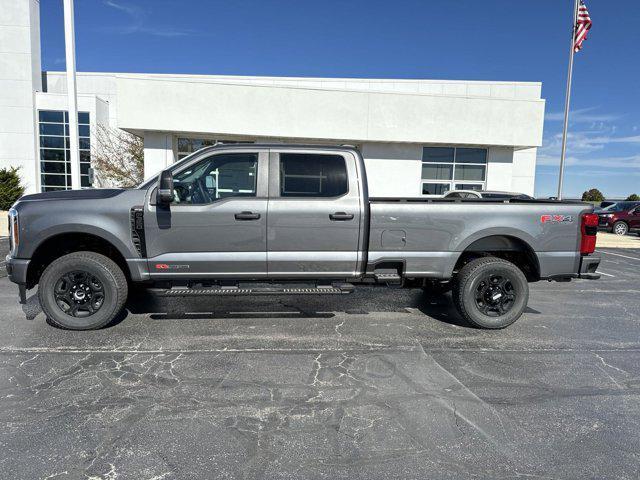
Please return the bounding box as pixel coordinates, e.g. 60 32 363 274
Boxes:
597 250 640 261
596 271 615 277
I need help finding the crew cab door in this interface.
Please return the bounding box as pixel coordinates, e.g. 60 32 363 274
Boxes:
267 149 364 277
144 148 269 277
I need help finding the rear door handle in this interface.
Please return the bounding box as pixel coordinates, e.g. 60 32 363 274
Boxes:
234 211 261 221
329 212 354 221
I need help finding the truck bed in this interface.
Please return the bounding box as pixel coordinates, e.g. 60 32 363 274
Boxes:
366 198 593 279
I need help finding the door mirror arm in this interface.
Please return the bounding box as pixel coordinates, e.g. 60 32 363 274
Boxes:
157 169 174 206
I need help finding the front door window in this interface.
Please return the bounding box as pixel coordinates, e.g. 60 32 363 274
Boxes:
172 153 258 204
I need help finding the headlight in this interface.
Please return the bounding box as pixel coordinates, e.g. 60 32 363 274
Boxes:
8 208 18 253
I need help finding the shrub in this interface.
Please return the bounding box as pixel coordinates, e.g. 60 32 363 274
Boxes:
626 193 640 201
0 167 25 210
581 188 604 202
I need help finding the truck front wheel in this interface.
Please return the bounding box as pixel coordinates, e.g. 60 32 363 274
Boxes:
38 251 128 330
452 257 528 329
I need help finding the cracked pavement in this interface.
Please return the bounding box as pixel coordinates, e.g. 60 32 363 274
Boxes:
0 248 639 479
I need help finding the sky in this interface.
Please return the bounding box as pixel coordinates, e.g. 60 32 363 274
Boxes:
39 0 640 199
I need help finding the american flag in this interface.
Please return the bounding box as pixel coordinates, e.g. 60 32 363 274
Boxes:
574 1 592 53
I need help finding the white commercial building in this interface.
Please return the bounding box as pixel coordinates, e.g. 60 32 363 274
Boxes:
1 0 545 197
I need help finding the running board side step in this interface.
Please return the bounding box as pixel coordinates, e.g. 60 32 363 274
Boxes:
373 272 401 285
149 282 355 297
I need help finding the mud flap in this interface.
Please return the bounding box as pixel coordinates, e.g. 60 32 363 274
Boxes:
21 290 42 320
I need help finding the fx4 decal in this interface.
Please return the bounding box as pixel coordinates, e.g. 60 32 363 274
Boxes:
154 264 190 270
540 214 574 224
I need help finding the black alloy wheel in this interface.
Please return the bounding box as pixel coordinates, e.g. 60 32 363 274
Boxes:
54 270 105 317
473 273 517 317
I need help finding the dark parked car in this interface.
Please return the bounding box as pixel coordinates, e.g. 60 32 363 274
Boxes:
598 202 640 235
443 190 534 200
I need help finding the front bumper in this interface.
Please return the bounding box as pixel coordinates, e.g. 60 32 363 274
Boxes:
5 255 29 284
5 256 30 304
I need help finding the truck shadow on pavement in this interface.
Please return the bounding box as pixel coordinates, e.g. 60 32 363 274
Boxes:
27 286 540 330
123 288 479 329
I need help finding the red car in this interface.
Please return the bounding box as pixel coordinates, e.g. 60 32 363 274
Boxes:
598 201 640 235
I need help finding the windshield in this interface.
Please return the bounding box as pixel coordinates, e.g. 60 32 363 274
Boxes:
482 193 520 199
602 202 639 212
136 150 201 189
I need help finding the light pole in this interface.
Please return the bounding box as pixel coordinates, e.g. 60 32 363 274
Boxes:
63 0 81 190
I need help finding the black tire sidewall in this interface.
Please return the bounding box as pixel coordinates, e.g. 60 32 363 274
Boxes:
459 261 529 329
39 254 122 330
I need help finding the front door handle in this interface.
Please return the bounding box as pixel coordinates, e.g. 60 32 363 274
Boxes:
235 211 261 221
329 212 354 221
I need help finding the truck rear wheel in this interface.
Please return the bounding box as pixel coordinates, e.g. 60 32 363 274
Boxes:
452 257 528 329
39 251 128 330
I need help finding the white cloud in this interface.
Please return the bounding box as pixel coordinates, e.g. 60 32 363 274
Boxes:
538 153 640 169
545 107 622 123
102 0 193 37
538 126 640 170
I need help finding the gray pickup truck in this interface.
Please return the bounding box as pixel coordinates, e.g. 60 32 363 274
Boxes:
6 144 601 330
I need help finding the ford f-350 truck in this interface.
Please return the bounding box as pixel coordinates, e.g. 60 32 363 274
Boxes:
6 144 601 330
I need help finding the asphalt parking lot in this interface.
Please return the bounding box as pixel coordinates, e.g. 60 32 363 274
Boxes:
1 244 639 479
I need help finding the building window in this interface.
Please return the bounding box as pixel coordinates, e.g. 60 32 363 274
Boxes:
38 110 91 192
421 147 487 195
176 138 253 160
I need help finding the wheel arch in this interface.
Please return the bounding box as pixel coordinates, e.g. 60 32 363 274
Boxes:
452 233 540 282
26 230 132 288
612 219 629 233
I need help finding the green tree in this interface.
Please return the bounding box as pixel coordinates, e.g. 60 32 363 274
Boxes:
0 167 25 210
626 193 640 201
581 188 604 202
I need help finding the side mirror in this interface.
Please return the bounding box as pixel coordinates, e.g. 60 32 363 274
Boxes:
157 169 174 205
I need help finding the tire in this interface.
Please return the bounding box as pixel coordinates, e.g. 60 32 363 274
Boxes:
38 251 128 330
612 221 629 236
452 257 528 329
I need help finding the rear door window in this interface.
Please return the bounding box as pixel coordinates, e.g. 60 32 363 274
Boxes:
279 154 348 197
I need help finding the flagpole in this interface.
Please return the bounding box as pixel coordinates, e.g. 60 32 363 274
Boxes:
557 0 580 200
